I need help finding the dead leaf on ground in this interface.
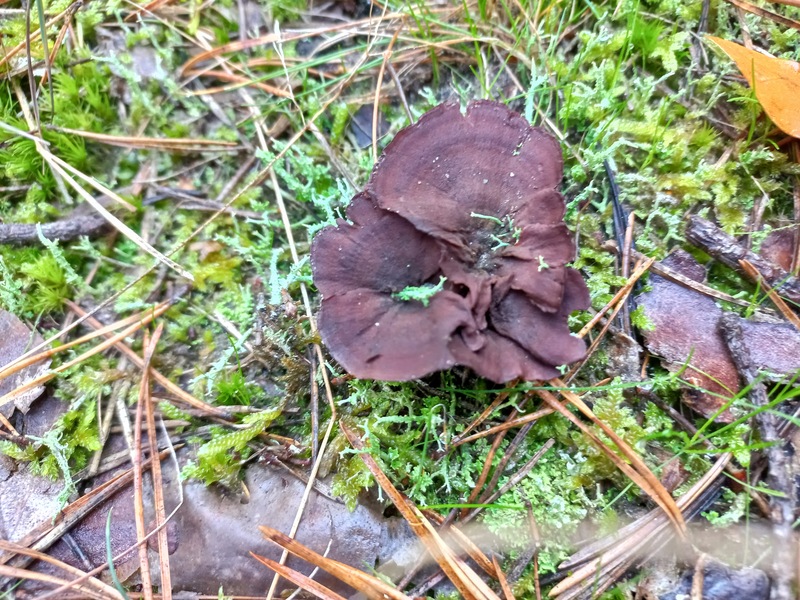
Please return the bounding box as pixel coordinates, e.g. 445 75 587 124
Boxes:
162 458 417 597
707 36 800 138
760 228 795 272
0 311 51 419
637 251 800 421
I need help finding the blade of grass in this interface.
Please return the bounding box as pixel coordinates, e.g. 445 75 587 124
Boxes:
105 510 130 600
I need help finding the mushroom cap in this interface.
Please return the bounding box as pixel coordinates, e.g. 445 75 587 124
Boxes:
368 101 574 314
310 100 589 383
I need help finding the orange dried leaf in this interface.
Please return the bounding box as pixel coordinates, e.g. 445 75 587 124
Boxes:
707 35 800 138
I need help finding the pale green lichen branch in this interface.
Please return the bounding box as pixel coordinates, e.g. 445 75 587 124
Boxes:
393 276 448 307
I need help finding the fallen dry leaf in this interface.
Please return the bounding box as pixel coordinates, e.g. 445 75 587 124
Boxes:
707 36 800 138
0 311 51 419
760 228 795 272
164 459 416 597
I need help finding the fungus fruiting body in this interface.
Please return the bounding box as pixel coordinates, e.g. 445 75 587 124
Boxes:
311 100 589 383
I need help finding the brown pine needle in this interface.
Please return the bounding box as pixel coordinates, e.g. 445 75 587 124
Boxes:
740 259 800 331
178 12 409 76
492 556 516 600
142 324 172 600
131 329 159 599
0 563 116 600
341 422 502 600
0 541 123 600
538 385 686 535
183 69 293 98
47 126 240 151
0 1 81 70
450 407 554 449
65 301 226 417
551 454 730 598
578 256 656 338
257 526 411 600
451 389 513 445
0 304 167 411
0 302 170 385
250 552 349 600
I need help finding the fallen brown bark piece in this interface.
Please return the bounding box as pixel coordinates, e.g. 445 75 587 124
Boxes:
685 215 800 305
637 251 800 421
719 313 796 600
760 228 795 272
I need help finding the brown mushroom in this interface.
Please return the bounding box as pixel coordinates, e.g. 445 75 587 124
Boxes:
310 100 589 383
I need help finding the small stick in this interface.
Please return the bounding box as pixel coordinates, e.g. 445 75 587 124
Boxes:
686 215 800 306
0 212 109 246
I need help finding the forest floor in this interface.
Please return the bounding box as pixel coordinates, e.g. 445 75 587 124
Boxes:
1 0 800 598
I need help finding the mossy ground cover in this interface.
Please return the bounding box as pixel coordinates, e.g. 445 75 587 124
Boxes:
1 0 799 596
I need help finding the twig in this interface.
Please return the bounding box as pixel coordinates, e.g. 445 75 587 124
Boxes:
685 215 800 306
0 210 110 245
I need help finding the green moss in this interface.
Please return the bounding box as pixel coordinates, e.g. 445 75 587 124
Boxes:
181 409 281 487
215 371 265 406
703 488 747 527
331 453 374 511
